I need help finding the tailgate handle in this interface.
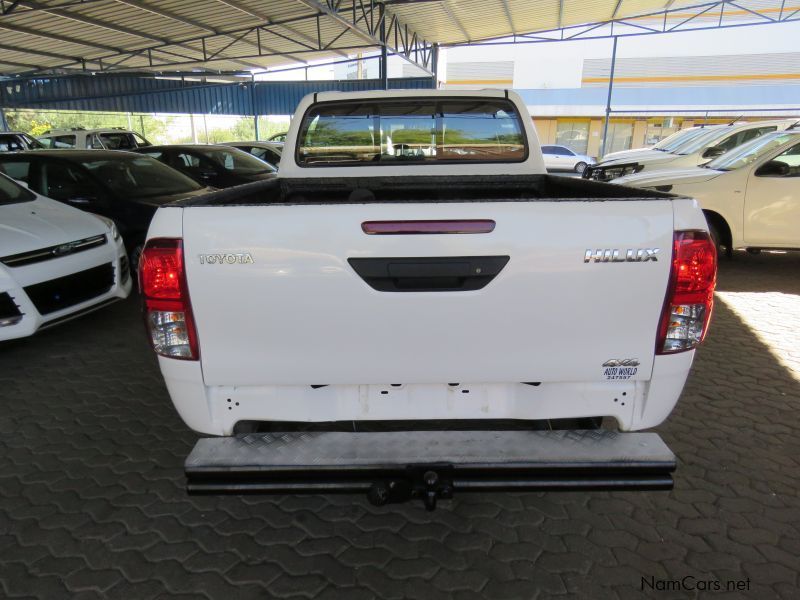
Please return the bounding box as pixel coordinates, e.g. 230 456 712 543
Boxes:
348 256 509 292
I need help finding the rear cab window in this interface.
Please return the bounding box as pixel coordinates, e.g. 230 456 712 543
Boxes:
297 98 527 167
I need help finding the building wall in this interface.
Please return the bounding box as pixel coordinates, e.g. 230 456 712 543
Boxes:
442 24 800 154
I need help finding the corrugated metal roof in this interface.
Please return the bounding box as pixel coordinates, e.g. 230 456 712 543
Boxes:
0 0 793 76
0 73 435 114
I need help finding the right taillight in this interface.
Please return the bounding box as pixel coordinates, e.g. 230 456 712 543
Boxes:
656 230 717 354
139 238 199 360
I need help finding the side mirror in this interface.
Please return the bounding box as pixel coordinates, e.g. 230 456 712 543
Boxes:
702 145 726 159
755 160 790 177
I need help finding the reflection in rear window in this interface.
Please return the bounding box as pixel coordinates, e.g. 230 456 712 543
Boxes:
297 99 526 166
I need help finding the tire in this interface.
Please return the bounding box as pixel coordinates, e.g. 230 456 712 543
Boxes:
574 161 588 174
708 222 732 259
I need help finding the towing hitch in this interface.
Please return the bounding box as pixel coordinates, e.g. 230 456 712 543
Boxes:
368 466 454 511
184 430 677 509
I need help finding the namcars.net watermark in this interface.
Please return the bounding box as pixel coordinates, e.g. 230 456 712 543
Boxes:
642 575 751 593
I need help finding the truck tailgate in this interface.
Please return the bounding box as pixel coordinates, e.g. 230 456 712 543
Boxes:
183 198 673 386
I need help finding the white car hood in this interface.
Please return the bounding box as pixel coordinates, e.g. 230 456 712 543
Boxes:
598 150 685 168
601 147 655 161
614 167 725 188
0 196 106 258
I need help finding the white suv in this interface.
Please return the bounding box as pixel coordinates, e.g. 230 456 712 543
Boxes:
38 128 151 151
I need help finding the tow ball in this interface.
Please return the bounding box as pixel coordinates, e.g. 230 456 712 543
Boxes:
367 466 454 511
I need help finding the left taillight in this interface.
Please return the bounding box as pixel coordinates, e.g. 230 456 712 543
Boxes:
656 230 717 354
139 238 199 360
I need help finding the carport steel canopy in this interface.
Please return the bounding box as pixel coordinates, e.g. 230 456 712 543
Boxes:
0 1 798 77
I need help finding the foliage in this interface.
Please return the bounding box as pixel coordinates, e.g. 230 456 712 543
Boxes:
3 110 289 145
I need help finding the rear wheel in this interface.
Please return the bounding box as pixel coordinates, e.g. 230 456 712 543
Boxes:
574 161 588 174
708 221 732 259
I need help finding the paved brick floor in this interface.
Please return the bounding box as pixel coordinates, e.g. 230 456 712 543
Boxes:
1 251 798 599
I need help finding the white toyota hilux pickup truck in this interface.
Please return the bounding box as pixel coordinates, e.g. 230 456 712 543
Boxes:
140 90 716 509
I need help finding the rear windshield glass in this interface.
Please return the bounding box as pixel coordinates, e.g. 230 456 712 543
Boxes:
96 132 150 150
194 148 276 174
654 127 715 152
80 155 203 198
297 99 527 167
0 172 36 205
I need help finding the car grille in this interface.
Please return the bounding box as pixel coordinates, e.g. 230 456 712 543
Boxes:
0 234 107 268
0 292 23 326
24 263 115 315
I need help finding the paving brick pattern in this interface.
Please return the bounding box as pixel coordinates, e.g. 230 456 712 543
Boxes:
1 251 798 599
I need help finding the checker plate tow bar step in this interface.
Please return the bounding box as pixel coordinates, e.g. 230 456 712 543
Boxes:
184 429 676 511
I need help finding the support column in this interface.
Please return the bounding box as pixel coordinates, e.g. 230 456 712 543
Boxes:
379 3 388 90
599 36 618 159
431 43 439 89
251 75 259 141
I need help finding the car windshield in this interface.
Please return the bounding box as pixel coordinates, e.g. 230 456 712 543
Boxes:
653 127 715 152
706 132 800 171
79 155 203 198
0 173 36 205
674 127 740 155
201 148 275 174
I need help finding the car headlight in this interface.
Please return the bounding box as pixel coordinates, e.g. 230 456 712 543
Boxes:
91 214 120 241
593 163 644 181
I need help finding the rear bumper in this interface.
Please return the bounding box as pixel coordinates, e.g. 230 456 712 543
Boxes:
185 429 676 508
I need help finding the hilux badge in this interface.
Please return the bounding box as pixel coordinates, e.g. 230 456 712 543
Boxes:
198 253 254 264
584 248 659 263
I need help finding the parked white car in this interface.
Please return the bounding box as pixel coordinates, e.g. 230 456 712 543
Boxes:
0 174 131 340
38 128 151 150
541 144 595 174
586 119 798 181
221 141 283 168
615 129 800 255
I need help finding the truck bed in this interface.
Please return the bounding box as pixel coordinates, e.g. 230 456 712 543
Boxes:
171 174 679 207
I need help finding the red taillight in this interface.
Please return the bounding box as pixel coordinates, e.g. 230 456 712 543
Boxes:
656 230 717 354
139 238 199 360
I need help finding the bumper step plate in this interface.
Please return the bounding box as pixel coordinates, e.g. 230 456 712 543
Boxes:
185 429 676 510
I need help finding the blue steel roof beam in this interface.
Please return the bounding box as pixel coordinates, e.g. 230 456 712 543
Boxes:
0 19 123 54
12 0 265 71
21 9 380 75
113 0 310 65
725 1 776 22
295 0 434 75
46 43 381 74
214 0 351 59
500 0 516 35
0 41 81 63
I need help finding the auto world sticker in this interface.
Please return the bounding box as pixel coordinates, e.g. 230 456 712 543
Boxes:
602 359 640 380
